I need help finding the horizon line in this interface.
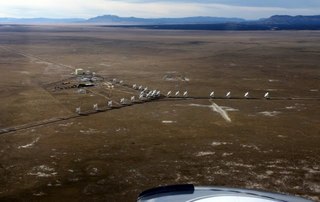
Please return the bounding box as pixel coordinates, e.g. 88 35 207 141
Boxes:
0 14 319 21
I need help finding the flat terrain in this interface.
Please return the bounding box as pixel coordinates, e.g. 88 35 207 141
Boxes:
0 25 319 201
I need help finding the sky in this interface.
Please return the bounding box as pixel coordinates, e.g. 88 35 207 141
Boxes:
0 0 319 19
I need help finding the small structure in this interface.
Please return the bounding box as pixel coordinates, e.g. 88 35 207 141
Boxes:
108 101 113 108
80 78 90 82
120 98 125 104
226 91 231 98
77 89 86 94
93 104 99 111
183 91 188 97
210 91 215 98
77 83 94 88
264 92 270 99
91 77 99 82
151 90 156 97
244 92 249 98
76 107 81 114
104 82 114 89
75 68 85 75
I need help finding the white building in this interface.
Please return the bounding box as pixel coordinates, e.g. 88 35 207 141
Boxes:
75 68 84 75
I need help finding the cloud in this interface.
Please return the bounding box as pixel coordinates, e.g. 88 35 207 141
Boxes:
129 0 320 9
0 0 319 19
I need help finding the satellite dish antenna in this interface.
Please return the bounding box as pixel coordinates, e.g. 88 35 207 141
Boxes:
138 85 143 90
144 87 148 91
151 90 157 97
226 91 231 98
133 84 137 89
167 91 172 97
108 100 112 107
175 91 180 96
156 91 161 97
183 91 188 97
210 91 214 98
131 96 135 102
93 104 98 111
264 92 270 99
120 98 125 104
112 78 117 83
139 94 144 100
119 80 123 84
76 107 81 114
244 92 249 98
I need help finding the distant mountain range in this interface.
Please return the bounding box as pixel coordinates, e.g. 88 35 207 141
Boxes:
123 15 320 30
86 15 245 24
260 15 320 25
0 15 320 30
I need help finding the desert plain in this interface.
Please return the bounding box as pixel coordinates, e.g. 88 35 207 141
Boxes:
0 25 319 201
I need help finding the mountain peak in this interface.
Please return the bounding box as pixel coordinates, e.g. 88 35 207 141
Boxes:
262 15 320 25
86 15 245 25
